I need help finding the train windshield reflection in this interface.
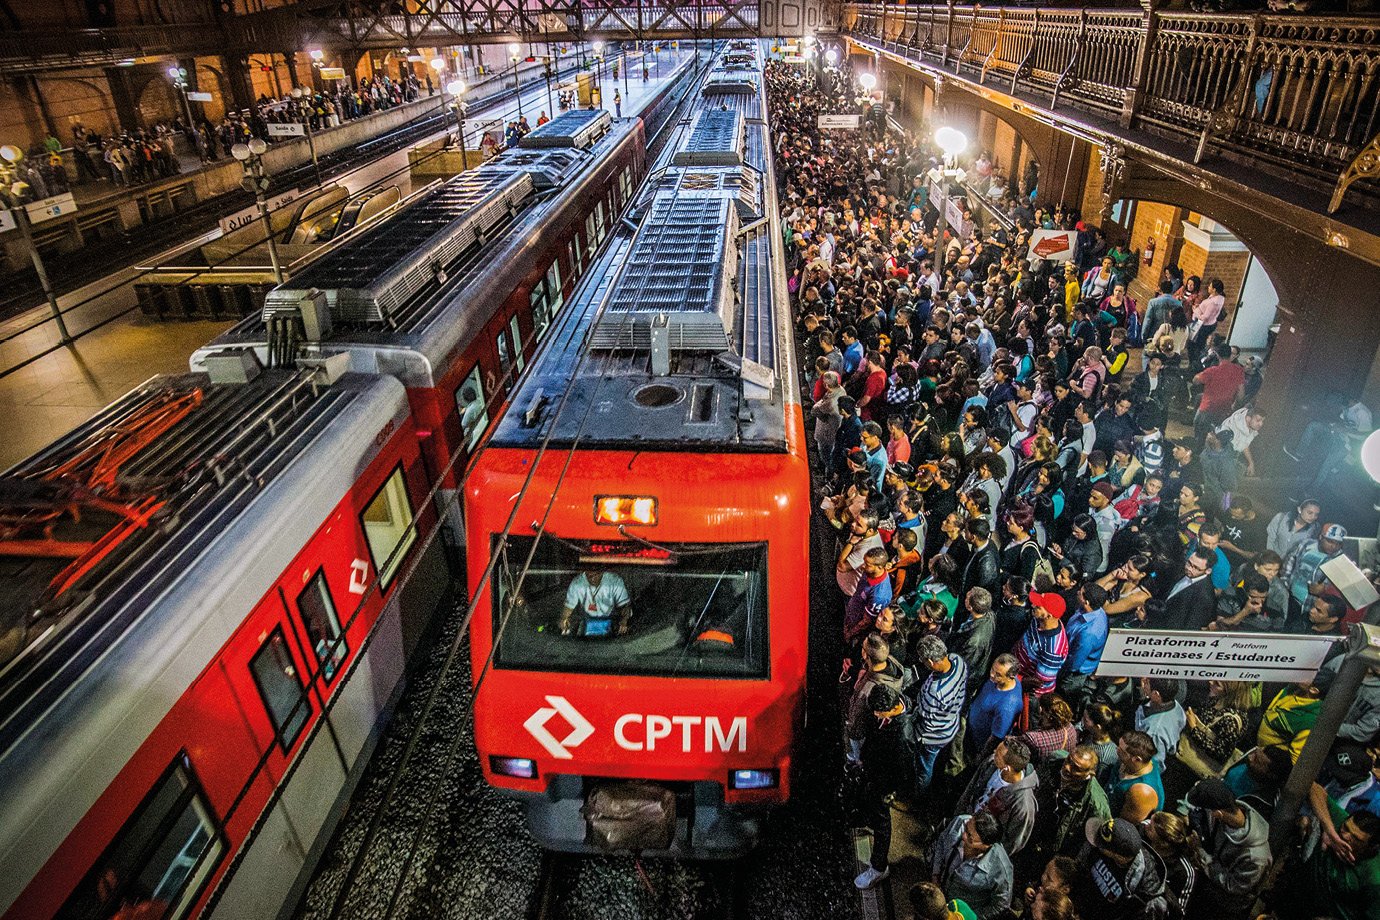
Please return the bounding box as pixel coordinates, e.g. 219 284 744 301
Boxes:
491 535 769 678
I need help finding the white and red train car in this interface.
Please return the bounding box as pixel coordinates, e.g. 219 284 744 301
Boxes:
463 40 811 857
0 368 446 920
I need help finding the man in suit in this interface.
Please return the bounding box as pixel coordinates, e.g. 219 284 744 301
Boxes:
1147 547 1217 631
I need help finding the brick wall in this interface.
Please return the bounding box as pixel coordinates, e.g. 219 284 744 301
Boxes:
1127 200 1183 303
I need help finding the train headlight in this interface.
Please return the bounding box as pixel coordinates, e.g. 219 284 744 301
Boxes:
728 769 778 791
490 755 538 779
594 495 657 526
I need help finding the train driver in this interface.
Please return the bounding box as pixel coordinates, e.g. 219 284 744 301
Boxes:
558 568 633 638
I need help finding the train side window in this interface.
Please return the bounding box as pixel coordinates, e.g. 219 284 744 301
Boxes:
546 261 563 312
56 757 225 920
250 626 311 751
360 465 417 590
297 569 345 683
593 202 606 243
530 285 550 340
570 234 584 275
496 329 511 376
619 169 632 202
456 365 487 451
509 316 525 371
584 213 596 249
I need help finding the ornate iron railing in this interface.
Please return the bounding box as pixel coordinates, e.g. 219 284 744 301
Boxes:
844 2 1380 191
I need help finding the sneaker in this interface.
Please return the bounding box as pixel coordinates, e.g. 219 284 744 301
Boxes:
854 865 889 889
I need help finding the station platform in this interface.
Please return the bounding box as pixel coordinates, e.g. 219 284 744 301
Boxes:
0 50 692 472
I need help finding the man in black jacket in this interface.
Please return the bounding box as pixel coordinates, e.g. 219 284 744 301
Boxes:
959 518 1002 629
1018 745 1112 883
854 684 916 890
950 586 996 700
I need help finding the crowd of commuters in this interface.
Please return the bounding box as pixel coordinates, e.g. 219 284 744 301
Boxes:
61 72 426 188
766 56 1380 920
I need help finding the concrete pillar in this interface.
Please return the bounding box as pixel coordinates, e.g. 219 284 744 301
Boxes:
104 66 141 131
221 53 256 113
285 51 301 90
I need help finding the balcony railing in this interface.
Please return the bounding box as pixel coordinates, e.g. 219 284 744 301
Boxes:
844 2 1380 192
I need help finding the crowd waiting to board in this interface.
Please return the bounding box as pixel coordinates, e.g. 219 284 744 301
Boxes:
765 56 1380 920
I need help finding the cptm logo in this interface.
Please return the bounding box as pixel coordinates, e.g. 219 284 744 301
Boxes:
524 696 594 759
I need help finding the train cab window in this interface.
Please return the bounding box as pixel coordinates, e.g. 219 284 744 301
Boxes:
250 627 311 750
57 758 224 920
492 536 769 679
509 316 525 371
360 465 417 590
496 329 512 376
297 569 345 682
456 366 488 451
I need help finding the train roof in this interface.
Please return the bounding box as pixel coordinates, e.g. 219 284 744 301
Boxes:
196 110 639 382
0 369 409 758
488 43 798 454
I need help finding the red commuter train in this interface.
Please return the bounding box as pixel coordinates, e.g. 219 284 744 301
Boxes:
463 40 811 857
0 83 698 920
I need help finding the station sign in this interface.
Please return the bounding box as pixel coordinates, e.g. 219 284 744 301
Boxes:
1095 628 1339 682
318 67 347 80
187 91 213 102
1028 228 1078 263
267 122 306 138
218 188 299 235
26 192 78 225
817 114 860 129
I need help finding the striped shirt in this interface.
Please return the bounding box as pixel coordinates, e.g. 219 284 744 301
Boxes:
917 654 969 746
1014 621 1069 695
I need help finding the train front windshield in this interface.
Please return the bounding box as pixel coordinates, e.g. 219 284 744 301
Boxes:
491 536 769 678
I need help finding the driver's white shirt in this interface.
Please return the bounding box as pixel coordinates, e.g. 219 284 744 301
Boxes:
563 573 630 619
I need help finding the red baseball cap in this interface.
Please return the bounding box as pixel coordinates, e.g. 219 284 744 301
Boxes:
1029 591 1067 620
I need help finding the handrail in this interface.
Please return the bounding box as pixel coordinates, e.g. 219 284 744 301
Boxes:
843 2 1380 198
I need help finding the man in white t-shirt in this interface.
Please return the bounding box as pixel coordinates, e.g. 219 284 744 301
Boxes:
560 569 632 637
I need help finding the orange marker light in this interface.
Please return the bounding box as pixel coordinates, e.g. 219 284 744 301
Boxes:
594 495 658 526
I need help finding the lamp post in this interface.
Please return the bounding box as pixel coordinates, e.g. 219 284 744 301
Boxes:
0 145 71 344
231 139 284 284
932 125 968 285
592 41 605 108
508 42 524 120
445 79 468 168
167 65 196 130
288 86 321 187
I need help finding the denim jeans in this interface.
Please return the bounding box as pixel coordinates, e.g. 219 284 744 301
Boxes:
915 742 946 795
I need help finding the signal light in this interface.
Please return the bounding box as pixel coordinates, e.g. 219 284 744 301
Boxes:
729 769 778 790
490 755 538 779
594 495 657 526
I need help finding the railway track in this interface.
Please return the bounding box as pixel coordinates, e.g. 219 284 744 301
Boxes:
528 852 745 920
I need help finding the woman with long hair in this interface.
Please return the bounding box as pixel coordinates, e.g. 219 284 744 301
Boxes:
1018 694 1079 763
1144 811 1199 920
1079 702 1121 770
1096 553 1154 628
